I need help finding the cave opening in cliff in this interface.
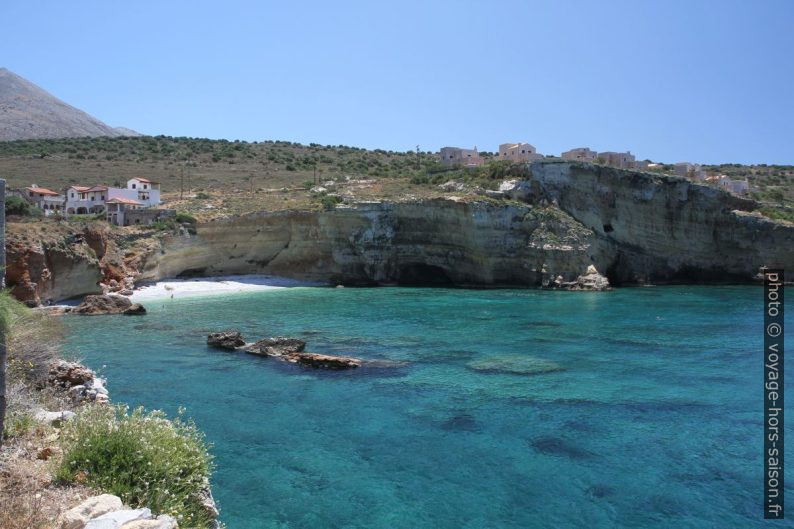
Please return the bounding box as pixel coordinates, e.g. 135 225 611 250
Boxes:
397 263 453 286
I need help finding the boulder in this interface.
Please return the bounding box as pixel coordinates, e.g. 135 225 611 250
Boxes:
287 352 361 369
58 494 123 529
49 360 94 387
84 508 151 529
564 266 611 291
498 179 533 201
34 410 76 425
245 336 306 357
72 295 146 315
207 330 246 350
124 303 147 315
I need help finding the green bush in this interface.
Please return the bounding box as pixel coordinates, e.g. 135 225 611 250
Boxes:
195 192 211 200
320 194 342 210
175 212 197 224
5 196 41 217
57 405 214 527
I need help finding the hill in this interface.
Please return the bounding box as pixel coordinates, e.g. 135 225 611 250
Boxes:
0 135 790 222
0 67 139 140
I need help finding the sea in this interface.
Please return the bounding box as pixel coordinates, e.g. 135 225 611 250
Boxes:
63 285 792 528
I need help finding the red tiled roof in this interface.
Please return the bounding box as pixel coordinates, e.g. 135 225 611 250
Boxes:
70 186 91 192
86 186 108 192
25 186 60 196
106 197 143 205
131 177 159 184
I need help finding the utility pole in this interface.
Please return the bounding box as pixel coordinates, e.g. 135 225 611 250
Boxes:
416 145 421 170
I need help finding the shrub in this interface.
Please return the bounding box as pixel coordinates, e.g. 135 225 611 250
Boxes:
195 192 211 200
175 212 197 225
320 194 342 211
5 196 39 217
57 405 214 527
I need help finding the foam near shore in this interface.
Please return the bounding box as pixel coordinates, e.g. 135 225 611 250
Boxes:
128 275 325 302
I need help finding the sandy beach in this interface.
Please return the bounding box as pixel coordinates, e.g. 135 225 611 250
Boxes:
128 275 325 302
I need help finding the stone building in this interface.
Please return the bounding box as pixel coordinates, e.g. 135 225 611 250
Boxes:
597 151 636 169
561 147 597 162
440 146 483 167
674 162 704 180
497 142 541 162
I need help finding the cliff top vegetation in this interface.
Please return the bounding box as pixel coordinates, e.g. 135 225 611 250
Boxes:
0 136 791 222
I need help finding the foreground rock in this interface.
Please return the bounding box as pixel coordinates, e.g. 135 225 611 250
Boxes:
207 330 246 350
48 360 110 403
72 294 146 315
59 494 123 529
58 495 178 529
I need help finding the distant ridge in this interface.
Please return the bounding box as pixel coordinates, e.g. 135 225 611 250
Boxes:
0 67 140 141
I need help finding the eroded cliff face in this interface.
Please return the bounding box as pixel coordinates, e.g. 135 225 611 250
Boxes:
7 162 792 304
524 161 793 284
138 199 596 287
6 223 142 305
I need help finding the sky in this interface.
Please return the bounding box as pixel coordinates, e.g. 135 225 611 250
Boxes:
1 0 792 164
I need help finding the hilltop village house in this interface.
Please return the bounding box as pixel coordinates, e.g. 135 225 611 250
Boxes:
440 146 483 167
497 142 542 162
17 177 168 225
24 185 66 216
674 162 705 180
560 147 597 162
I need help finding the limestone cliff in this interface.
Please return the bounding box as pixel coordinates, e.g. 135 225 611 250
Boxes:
523 161 793 284
138 199 595 287
6 162 792 304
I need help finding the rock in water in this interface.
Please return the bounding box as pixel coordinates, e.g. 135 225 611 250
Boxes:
288 352 361 369
72 294 147 315
244 336 306 357
124 303 147 315
207 330 246 350
467 355 564 375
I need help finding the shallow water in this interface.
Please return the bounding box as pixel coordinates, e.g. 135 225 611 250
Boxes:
64 286 792 528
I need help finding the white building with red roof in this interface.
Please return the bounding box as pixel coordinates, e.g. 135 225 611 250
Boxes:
127 178 161 206
24 185 65 216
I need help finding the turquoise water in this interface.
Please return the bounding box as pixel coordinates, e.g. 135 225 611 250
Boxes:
64 286 791 528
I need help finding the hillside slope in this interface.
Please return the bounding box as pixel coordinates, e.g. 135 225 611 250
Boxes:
0 67 138 140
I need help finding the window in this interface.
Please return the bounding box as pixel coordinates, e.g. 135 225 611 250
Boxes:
143 184 148 189
71 193 74 198
132 183 137 189
101 195 105 200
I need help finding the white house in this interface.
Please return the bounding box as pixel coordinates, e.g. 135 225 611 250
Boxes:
127 178 161 206
24 185 65 216
65 185 140 215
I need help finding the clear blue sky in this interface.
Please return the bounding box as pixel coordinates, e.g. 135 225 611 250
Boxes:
2 0 792 164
